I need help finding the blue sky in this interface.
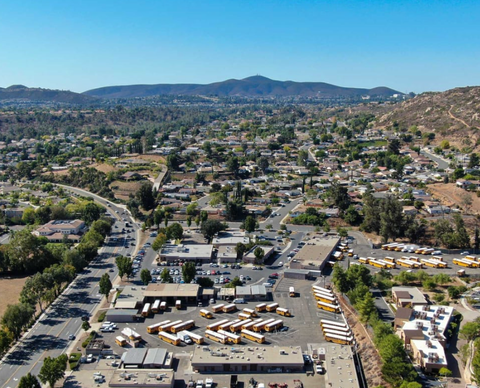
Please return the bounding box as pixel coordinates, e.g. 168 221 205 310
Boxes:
1 0 479 93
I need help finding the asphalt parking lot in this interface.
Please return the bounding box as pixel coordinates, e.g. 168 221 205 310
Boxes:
98 278 331 355
344 243 476 277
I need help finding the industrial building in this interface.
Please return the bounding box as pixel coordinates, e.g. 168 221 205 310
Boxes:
191 345 304 373
288 236 340 272
143 283 201 305
121 348 172 369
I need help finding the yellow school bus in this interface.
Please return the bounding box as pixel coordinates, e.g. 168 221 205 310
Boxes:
240 329 265 343
255 303 267 312
276 307 291 317
158 331 180 346
266 303 279 312
200 309 214 319
115 336 127 346
205 329 227 344
218 329 241 344
222 304 237 313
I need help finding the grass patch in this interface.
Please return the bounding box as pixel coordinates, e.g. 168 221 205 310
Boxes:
359 140 388 147
98 311 107 322
68 352 81 370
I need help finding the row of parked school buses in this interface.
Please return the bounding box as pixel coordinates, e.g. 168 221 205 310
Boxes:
358 255 449 270
453 256 480 268
320 319 354 345
204 303 292 319
141 299 182 318
312 285 341 314
381 243 440 255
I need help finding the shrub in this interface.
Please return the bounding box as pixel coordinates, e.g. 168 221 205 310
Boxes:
98 311 107 322
68 352 81 370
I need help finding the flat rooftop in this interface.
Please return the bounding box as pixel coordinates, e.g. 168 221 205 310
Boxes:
293 236 340 267
191 345 303 367
160 244 213 258
144 283 200 298
109 369 174 387
325 344 359 388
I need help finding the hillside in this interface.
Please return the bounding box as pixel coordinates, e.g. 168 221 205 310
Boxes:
83 75 401 99
378 86 480 148
0 85 98 105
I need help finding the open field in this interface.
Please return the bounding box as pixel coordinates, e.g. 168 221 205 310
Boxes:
91 163 118 174
0 276 28 317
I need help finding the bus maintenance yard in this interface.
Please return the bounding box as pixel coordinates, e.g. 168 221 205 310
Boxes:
65 279 359 388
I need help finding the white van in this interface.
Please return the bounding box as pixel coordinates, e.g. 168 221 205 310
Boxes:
233 298 246 304
262 283 273 288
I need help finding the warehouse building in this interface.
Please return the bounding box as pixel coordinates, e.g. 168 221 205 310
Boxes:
191 345 304 373
121 348 172 369
289 236 340 272
143 283 200 306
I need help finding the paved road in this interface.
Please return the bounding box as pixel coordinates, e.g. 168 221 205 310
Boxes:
0 186 140 388
421 149 450 170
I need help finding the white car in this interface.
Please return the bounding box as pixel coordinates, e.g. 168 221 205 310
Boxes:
315 364 325 374
205 378 213 388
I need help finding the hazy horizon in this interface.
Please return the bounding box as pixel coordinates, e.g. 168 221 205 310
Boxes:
1 0 479 94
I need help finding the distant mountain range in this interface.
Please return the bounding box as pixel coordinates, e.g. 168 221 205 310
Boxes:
83 76 401 99
0 85 97 105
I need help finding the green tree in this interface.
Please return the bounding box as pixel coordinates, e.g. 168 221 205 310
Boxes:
186 202 198 216
356 292 377 323
1 303 34 340
18 373 41 388
115 255 133 280
99 273 112 300
81 202 101 224
152 233 167 254
225 276 243 288
257 156 269 173
439 367 452 378
343 205 361 225
379 196 404 242
244 216 256 233
329 182 351 211
82 321 91 331
395 270 417 285
253 247 265 265
20 272 51 313
160 268 172 283
140 269 152 285
332 264 349 293
182 262 197 284
469 153 480 168
22 208 36 225
459 321 480 341
347 284 370 306
422 278 437 291
38 354 68 388
388 139 400 155
200 220 226 242
360 191 381 234
197 277 214 287
433 273 451 285
0 328 13 357
136 182 155 211
235 243 247 261
227 156 239 176
166 223 183 240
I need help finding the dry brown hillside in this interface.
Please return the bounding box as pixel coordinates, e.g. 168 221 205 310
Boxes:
378 86 480 149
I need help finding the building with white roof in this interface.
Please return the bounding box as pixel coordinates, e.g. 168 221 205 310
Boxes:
396 305 454 373
159 244 213 263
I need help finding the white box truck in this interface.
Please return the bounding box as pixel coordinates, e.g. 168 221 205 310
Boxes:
177 330 193 345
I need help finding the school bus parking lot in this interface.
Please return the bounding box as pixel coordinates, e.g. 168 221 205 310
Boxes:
348 244 477 276
97 280 333 355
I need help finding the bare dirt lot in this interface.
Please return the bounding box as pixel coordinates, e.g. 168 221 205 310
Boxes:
428 183 480 214
91 163 118 174
109 180 144 201
0 276 28 317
